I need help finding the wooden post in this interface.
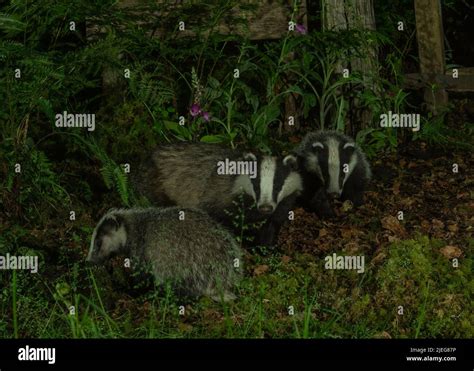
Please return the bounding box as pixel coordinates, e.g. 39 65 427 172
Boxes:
323 0 349 76
414 0 448 113
323 0 379 132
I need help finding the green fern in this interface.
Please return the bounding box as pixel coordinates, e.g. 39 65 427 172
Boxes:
99 162 114 190
98 161 130 206
113 166 130 206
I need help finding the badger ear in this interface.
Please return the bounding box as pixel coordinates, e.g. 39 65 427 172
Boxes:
343 142 355 152
283 154 298 170
100 215 123 232
312 142 324 150
243 152 257 162
97 216 126 253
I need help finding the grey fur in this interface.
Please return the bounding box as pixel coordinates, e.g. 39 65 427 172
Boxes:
133 143 252 213
87 207 243 301
134 143 302 213
133 143 303 245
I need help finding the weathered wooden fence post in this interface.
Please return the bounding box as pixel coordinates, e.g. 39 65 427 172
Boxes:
414 0 448 113
323 0 379 132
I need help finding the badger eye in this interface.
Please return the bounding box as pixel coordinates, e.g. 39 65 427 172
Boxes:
312 142 324 151
343 143 355 151
95 239 102 250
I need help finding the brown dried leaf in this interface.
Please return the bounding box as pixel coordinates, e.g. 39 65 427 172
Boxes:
281 255 291 264
440 245 462 259
392 180 401 195
374 331 392 339
381 215 406 236
401 197 416 208
319 228 328 238
388 235 400 243
371 251 386 265
253 264 269 276
456 192 469 199
344 242 359 255
420 220 431 231
432 219 445 229
447 224 459 233
340 228 354 239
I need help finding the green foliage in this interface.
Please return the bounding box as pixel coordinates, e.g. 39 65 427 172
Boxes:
0 139 70 222
2 234 471 339
1 0 468 156
0 0 472 340
224 193 266 247
68 134 132 206
374 236 473 338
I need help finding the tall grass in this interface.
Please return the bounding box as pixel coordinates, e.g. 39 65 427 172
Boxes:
11 270 18 338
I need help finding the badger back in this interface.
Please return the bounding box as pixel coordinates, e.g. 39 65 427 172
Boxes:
134 143 303 227
136 207 243 300
134 143 254 210
143 207 242 268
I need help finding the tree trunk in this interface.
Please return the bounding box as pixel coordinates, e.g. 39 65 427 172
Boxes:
323 0 379 132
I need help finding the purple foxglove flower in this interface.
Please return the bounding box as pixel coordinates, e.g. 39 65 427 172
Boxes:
201 111 210 122
190 103 201 117
295 24 307 34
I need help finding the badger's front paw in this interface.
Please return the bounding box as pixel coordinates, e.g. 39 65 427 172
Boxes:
310 194 335 219
257 230 276 247
317 205 336 219
343 190 364 207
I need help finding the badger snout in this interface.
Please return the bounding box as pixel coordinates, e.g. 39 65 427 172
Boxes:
85 254 99 265
258 204 275 214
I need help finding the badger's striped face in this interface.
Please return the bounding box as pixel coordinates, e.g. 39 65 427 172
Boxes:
310 138 357 198
87 213 127 264
250 155 302 214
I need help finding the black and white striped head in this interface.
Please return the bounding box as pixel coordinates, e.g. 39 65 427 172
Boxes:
87 210 127 264
302 132 359 199
241 154 303 214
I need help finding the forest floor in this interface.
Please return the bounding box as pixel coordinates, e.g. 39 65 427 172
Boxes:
280 141 473 257
1 140 473 339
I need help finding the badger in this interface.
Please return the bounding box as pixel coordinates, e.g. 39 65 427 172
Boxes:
295 130 371 217
86 207 243 301
133 143 303 245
